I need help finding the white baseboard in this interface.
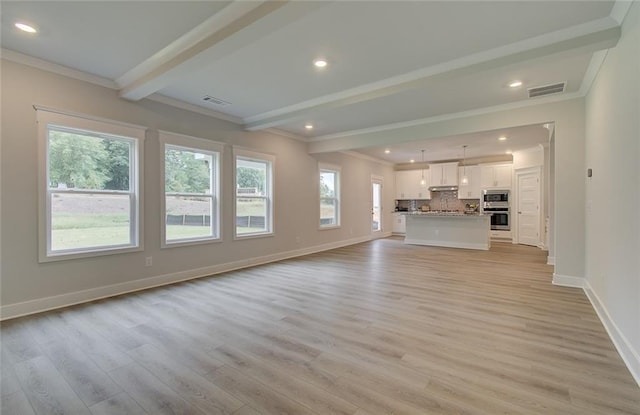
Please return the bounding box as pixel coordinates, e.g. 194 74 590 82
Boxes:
551 273 585 288
0 234 377 321
547 256 555 265
584 280 640 387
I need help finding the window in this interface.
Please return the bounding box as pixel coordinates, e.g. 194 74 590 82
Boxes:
160 132 222 246
319 165 340 228
234 149 274 238
37 108 144 261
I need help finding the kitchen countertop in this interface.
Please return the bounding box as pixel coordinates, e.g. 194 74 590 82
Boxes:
400 211 490 217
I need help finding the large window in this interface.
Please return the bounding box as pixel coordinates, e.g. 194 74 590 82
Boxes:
319 165 341 228
37 109 144 261
160 132 222 246
234 149 274 238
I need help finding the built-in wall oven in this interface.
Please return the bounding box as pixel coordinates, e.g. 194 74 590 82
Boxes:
482 190 510 231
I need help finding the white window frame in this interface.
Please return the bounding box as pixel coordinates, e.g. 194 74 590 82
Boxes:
36 107 145 262
319 163 341 229
159 131 224 248
233 147 275 239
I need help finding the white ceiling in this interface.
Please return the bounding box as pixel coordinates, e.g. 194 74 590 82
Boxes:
1 1 623 164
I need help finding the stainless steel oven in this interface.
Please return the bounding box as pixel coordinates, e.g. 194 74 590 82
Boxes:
482 190 510 231
483 209 510 230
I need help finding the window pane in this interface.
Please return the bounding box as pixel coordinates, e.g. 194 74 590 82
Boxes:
165 196 214 241
48 127 130 191
236 197 267 234
165 147 213 194
50 193 131 251
236 159 267 196
320 171 336 197
321 198 337 226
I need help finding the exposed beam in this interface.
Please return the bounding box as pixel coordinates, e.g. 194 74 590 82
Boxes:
118 1 289 101
244 18 620 131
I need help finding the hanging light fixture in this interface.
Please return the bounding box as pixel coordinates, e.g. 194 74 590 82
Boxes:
420 150 426 186
461 145 469 185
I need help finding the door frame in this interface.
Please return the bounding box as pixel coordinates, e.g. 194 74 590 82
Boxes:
513 166 543 247
371 175 384 234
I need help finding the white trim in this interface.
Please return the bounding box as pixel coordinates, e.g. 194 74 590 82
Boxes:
584 280 640 387
0 234 381 321
547 256 555 265
1 48 117 89
264 128 308 142
552 273 585 288
36 110 145 262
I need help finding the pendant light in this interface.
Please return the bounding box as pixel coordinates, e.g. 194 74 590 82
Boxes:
420 150 426 186
461 145 469 185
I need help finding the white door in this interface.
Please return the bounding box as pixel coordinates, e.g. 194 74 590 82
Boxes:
372 178 383 232
517 171 540 246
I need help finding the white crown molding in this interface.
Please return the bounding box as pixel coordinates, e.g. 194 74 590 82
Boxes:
242 16 620 131
1 48 117 89
340 151 395 166
311 91 583 142
145 93 243 124
579 49 609 96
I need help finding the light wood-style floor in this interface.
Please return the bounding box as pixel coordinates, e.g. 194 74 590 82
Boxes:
2 239 639 415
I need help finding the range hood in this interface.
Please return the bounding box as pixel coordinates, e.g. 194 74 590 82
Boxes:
428 186 458 192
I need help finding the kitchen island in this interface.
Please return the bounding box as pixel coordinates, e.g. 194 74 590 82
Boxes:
404 212 491 250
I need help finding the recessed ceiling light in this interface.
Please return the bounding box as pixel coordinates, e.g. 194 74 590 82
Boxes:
505 150 513 154
410 159 415 163
498 136 507 141
304 123 313 130
384 149 390 154
509 81 523 88
313 58 328 68
15 22 37 33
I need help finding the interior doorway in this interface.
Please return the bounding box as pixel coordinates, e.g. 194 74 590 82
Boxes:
371 177 383 232
515 168 541 246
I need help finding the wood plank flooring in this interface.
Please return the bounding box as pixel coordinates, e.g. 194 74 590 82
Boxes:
2 239 639 414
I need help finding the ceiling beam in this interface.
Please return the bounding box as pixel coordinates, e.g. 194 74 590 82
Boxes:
117 1 289 101
244 18 620 131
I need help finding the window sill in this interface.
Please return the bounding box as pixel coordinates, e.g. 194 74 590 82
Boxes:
39 244 143 263
319 225 341 231
233 232 274 241
162 237 222 249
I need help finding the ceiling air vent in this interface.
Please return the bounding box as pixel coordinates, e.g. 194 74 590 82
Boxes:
202 95 231 106
527 82 566 98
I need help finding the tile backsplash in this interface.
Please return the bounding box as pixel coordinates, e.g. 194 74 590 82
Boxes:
396 190 479 212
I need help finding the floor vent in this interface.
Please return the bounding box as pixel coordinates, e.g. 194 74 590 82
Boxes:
527 82 566 98
202 95 231 106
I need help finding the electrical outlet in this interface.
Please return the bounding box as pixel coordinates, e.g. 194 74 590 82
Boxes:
145 256 153 267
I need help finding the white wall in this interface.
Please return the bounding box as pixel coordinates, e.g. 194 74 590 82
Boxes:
513 145 544 170
0 60 394 317
585 1 640 382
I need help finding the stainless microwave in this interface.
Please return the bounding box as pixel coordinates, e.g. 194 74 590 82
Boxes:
483 189 509 203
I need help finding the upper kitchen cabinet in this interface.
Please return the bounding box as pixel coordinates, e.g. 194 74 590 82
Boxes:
480 164 512 189
457 165 481 199
429 162 458 187
395 170 430 200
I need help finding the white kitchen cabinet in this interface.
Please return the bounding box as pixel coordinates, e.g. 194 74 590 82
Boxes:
392 212 406 234
429 162 458 187
480 164 512 189
457 166 481 199
395 170 430 199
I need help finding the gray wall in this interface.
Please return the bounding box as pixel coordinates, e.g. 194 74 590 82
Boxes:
0 60 394 315
585 1 639 375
